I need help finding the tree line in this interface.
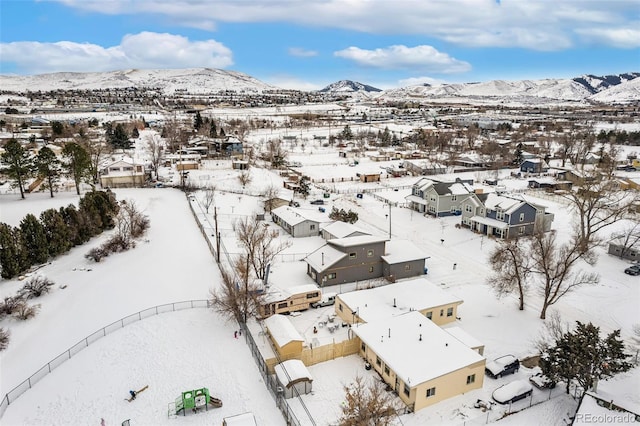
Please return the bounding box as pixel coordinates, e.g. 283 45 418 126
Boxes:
0 190 119 279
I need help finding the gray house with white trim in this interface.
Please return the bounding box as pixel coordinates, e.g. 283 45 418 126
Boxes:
406 177 477 217
271 206 325 237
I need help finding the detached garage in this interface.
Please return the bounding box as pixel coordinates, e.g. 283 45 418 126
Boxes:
274 359 313 399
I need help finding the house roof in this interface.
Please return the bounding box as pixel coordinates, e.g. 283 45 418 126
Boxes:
469 215 509 230
320 221 369 239
443 325 483 349
352 311 484 385
338 277 463 324
432 181 474 196
271 206 320 227
261 284 320 304
405 195 427 205
263 314 304 347
381 240 429 265
274 359 313 388
327 235 388 248
304 244 347 273
483 193 524 214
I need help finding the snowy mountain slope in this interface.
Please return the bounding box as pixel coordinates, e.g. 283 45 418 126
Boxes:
573 72 640 94
0 68 275 93
589 77 640 103
319 80 382 93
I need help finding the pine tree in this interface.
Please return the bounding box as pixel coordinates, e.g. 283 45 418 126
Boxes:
79 190 119 231
541 321 632 395
1 138 33 199
0 223 28 279
62 142 91 195
40 208 71 257
19 214 49 266
60 204 93 246
209 121 218 138
194 111 203 130
109 123 132 150
35 146 61 198
131 127 139 139
298 176 310 198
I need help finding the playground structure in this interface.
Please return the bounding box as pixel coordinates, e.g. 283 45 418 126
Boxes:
167 387 222 417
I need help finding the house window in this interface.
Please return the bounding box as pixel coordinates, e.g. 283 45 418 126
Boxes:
277 302 288 309
306 292 319 299
376 356 382 367
361 342 366 352
369 266 374 273
447 307 454 317
426 387 436 398
123 167 133 172
440 309 444 317
426 311 432 320
467 374 476 384
404 264 411 271
404 383 410 397
465 204 472 212
349 252 357 259
384 365 390 376
327 273 336 280
519 213 525 222
310 224 316 230
430 196 436 202
451 195 457 201
311 271 317 280
339 304 343 312
367 249 374 257
518 226 525 235
496 211 505 221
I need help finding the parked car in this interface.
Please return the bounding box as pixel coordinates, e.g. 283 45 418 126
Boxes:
485 355 520 378
492 380 533 404
310 200 324 205
529 372 556 389
624 264 640 276
311 292 337 308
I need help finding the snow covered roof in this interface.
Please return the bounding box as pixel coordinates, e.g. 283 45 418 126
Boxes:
223 412 258 426
274 359 313 388
443 326 483 350
469 215 509 230
405 195 427 205
263 314 304 347
381 240 429 264
272 206 320 226
352 311 484 385
261 284 320 304
483 193 524 214
338 277 463 323
328 235 388 248
304 244 347 273
321 221 369 239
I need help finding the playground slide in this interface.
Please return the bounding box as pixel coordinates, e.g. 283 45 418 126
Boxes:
209 396 223 408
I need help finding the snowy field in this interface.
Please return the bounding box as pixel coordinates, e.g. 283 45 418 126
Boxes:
1 136 640 425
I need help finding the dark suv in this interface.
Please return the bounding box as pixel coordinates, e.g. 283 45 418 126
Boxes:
485 355 520 378
624 265 640 276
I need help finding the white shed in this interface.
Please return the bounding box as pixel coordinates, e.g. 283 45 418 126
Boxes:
274 359 313 399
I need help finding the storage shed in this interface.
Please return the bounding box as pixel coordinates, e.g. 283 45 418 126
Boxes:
274 359 313 399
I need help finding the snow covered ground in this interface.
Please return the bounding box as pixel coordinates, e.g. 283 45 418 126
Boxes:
1 136 639 425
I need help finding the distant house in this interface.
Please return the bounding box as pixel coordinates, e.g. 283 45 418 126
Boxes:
232 160 249 170
527 177 573 191
406 177 477 216
520 158 549 174
320 221 370 240
460 193 554 239
99 159 146 188
304 235 428 286
607 239 640 262
402 159 446 176
359 173 381 183
271 206 323 237
263 197 290 213
263 314 305 361
352 311 485 412
258 284 321 318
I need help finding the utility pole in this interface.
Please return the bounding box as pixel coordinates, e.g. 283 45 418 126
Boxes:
214 207 220 263
388 203 392 239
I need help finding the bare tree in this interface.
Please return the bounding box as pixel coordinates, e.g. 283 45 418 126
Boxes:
145 133 164 180
262 184 281 213
487 237 530 310
0 327 9 351
234 216 290 280
202 185 216 213
609 222 640 259
263 139 288 169
339 376 400 426
558 174 639 254
237 170 252 188
529 231 600 319
116 200 150 245
534 311 571 353
208 261 262 324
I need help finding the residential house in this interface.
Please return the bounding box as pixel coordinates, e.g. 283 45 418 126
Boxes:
402 159 447 176
353 311 485 412
607 239 640 262
271 206 324 237
334 277 464 327
406 177 477 217
258 284 321 318
359 173 381 183
520 158 550 174
381 240 429 281
527 177 573 191
263 314 305 361
320 221 370 240
99 159 146 188
263 197 291 213
460 193 554 239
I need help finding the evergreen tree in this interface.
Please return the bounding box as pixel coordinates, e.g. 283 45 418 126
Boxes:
35 146 61 198
131 127 139 139
0 223 28 279
79 190 119 231
194 111 203 130
513 143 524 166
219 127 226 138
298 176 310 198
1 138 33 199
51 121 64 136
209 121 218 138
541 321 632 395
62 142 91 195
40 208 71 257
60 204 93 246
19 214 49 266
109 123 132 150
341 125 353 140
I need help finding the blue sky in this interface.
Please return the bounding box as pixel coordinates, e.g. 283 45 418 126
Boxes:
1 0 639 90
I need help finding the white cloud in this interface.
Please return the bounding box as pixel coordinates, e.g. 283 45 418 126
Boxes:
263 75 323 91
288 47 318 58
575 27 640 49
334 45 471 74
0 32 233 74
53 0 640 50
